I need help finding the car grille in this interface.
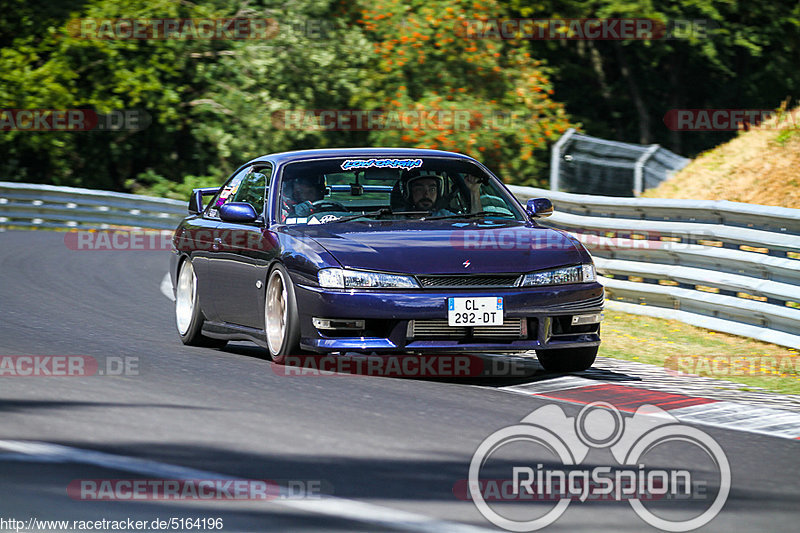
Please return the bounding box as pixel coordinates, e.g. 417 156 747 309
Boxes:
546 295 605 312
416 274 521 288
409 318 526 339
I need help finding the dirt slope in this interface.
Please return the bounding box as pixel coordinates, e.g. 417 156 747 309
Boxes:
645 108 800 208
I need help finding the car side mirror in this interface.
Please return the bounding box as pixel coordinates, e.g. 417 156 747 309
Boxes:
526 198 554 218
189 187 221 214
219 202 259 223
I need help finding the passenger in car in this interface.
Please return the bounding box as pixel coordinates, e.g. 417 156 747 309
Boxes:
282 175 325 219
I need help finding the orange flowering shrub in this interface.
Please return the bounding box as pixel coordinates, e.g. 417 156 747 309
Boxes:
348 0 575 185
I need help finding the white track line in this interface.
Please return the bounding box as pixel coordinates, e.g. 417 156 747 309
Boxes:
0 440 493 533
500 376 598 395
497 380 800 440
160 272 175 302
668 402 800 439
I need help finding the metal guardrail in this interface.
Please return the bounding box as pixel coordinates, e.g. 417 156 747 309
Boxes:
2 181 799 348
510 184 800 349
0 182 185 230
550 128 690 196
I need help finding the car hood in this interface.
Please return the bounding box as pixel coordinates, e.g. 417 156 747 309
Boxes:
288 219 584 274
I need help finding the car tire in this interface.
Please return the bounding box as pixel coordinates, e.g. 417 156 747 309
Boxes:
175 258 228 348
536 346 598 373
264 263 301 363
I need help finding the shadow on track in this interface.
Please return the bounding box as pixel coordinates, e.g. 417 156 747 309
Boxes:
218 342 640 389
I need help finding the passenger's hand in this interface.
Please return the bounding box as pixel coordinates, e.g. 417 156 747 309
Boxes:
465 174 482 193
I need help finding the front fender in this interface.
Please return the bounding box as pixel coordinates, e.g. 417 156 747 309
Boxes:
276 227 342 285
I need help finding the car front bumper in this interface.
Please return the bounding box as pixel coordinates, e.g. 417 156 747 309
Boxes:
294 282 604 353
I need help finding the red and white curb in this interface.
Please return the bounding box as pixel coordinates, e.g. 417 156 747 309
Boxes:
501 376 800 440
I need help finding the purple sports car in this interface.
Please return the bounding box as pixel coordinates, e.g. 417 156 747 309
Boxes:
171 148 603 372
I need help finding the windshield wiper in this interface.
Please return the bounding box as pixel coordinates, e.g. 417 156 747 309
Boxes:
328 208 431 223
423 210 509 221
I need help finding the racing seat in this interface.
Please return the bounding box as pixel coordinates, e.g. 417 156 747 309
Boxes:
390 182 407 211
478 193 514 215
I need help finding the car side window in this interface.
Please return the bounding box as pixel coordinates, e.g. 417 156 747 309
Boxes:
206 167 250 219
230 166 271 215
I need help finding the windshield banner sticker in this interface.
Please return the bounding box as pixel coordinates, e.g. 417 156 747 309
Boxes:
340 158 423 171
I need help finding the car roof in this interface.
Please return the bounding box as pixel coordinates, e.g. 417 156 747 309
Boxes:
246 147 480 166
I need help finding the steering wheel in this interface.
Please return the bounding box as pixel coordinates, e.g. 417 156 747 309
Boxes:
310 200 347 213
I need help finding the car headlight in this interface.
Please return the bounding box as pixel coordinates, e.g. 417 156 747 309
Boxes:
521 264 596 286
581 263 597 282
318 268 420 289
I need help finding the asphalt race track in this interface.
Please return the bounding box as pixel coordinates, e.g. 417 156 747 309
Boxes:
1 230 799 532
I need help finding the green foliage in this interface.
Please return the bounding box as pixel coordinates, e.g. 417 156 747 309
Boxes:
352 0 574 186
775 130 799 146
124 169 221 200
1 0 798 193
0 0 219 189
184 0 374 174
506 0 800 155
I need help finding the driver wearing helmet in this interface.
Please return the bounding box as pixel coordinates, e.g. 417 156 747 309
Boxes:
282 175 325 219
402 170 483 215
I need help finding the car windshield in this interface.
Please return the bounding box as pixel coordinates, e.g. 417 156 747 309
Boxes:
279 157 522 224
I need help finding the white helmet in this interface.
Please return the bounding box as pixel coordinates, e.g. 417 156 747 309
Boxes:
401 169 444 200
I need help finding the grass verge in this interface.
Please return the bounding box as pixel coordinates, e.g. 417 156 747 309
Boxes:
599 311 800 395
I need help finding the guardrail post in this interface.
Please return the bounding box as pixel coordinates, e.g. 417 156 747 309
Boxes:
633 144 660 196
550 128 576 192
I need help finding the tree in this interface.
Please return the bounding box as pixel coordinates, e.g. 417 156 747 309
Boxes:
350 0 575 186
506 0 800 156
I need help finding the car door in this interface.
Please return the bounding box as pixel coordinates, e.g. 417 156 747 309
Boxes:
207 164 278 328
191 166 253 322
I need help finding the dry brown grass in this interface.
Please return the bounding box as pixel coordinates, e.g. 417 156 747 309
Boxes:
644 107 800 208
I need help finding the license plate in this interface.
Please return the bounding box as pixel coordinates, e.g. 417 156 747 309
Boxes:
448 297 503 326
